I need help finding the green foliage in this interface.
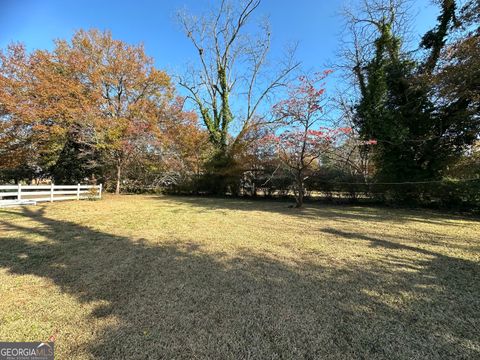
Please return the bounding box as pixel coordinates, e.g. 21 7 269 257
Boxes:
200 150 242 195
354 0 479 199
420 0 458 73
0 165 42 184
51 125 102 184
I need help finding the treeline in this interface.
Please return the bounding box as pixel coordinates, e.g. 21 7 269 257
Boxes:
0 30 208 195
1 0 479 210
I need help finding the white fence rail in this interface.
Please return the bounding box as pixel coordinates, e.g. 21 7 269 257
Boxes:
0 184 102 206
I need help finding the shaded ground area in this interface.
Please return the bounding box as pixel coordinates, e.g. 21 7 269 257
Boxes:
0 195 479 359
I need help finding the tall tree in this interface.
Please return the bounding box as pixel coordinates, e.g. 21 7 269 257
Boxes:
342 0 479 189
1 30 180 192
55 29 173 194
178 0 299 192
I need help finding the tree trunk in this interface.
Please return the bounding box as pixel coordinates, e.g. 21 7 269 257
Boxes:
115 163 121 195
294 173 304 208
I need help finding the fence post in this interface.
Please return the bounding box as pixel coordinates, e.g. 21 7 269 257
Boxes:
50 183 54 202
18 183 22 201
77 184 81 200
98 184 102 199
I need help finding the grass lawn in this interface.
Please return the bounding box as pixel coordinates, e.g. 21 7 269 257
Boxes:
0 195 479 359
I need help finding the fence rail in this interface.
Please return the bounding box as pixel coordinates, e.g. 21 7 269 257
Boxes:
0 184 102 206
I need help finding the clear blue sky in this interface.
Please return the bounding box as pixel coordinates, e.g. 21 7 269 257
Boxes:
1 0 439 74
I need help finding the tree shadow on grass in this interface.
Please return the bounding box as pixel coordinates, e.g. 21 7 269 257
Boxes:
0 206 479 359
157 195 479 227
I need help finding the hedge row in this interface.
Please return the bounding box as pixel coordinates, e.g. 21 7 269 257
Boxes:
166 173 480 212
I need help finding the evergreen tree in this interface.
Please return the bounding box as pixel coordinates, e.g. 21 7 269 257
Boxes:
51 124 102 184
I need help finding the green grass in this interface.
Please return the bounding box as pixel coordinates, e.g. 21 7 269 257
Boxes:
0 195 479 359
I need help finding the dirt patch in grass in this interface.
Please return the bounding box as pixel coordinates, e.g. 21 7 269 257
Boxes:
0 195 479 359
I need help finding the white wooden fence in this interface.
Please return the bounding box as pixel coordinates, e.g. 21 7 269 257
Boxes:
0 184 102 206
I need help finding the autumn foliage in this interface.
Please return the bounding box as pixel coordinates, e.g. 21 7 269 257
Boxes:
0 30 206 193
268 72 351 207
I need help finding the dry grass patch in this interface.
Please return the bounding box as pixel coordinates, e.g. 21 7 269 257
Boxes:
0 195 479 359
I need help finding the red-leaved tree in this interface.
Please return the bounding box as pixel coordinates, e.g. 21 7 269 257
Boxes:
271 71 351 207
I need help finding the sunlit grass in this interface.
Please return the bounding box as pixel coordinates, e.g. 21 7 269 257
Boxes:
0 195 479 359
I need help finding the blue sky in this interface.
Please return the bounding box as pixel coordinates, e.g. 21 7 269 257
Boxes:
1 0 439 72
